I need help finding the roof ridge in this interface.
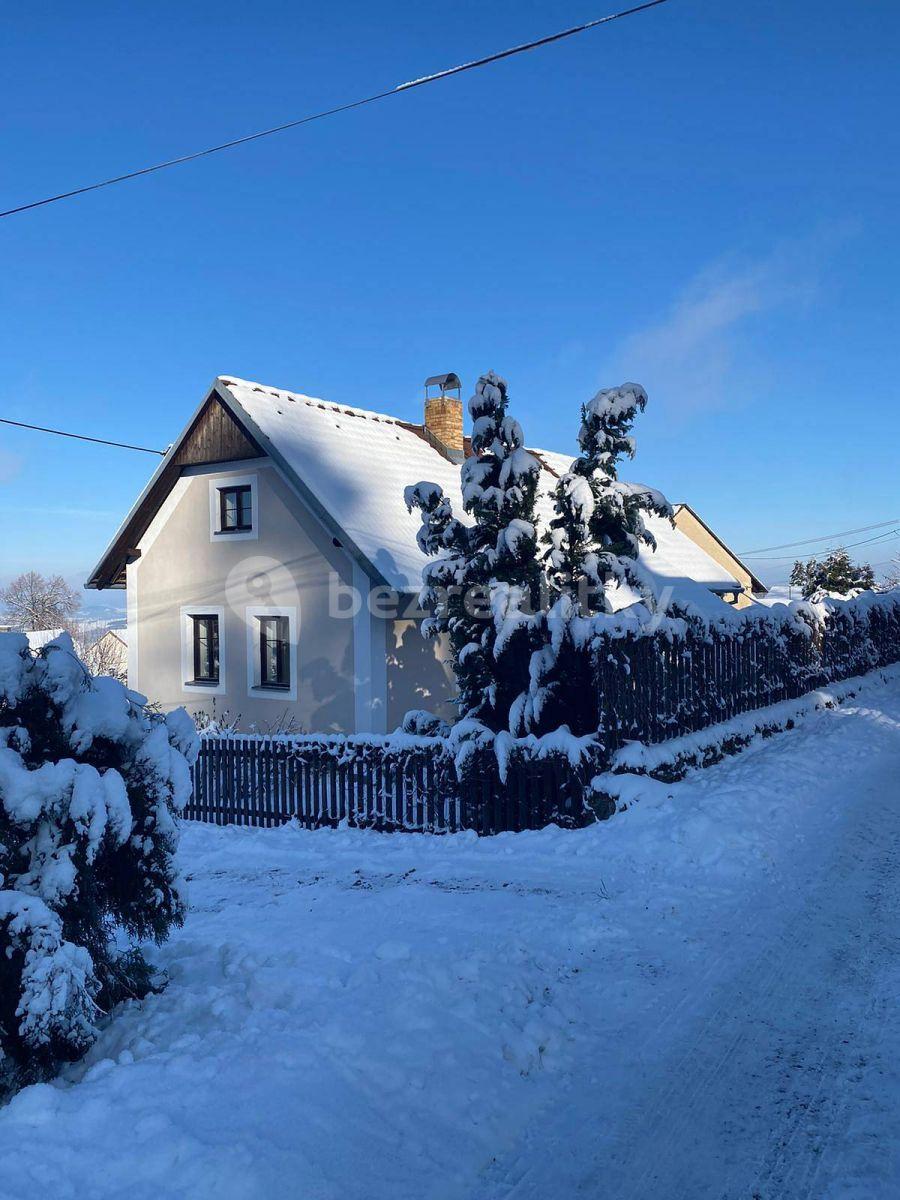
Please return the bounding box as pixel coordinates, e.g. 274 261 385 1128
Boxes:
217 375 409 427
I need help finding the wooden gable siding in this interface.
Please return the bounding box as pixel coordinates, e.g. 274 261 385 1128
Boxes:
88 395 262 588
176 394 261 468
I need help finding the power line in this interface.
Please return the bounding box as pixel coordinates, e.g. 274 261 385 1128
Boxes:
745 528 900 564
740 518 900 557
0 1 669 220
0 416 166 456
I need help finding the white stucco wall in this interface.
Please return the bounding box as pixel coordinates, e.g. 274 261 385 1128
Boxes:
128 457 455 733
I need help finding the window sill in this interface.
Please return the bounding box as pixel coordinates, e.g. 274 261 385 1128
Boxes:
186 678 220 688
214 527 253 536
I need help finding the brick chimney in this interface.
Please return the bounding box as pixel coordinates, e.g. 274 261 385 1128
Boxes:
423 373 464 462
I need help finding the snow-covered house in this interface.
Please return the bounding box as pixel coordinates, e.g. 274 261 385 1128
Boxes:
86 375 746 732
673 504 766 608
92 626 129 677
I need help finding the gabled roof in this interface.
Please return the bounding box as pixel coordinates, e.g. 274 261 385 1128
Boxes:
673 502 767 595
86 386 263 589
87 375 740 599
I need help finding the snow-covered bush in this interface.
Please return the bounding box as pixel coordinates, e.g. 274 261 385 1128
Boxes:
401 710 451 738
404 374 676 758
0 632 198 1097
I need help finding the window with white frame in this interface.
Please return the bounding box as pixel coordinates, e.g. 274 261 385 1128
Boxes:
246 606 297 700
209 474 258 541
180 605 226 694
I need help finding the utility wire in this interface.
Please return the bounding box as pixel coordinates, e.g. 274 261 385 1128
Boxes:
740 518 900 557
745 528 900 564
0 1 669 219
0 416 165 456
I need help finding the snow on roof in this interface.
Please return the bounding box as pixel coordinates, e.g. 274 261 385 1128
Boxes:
25 628 65 650
220 377 466 590
218 376 739 597
101 627 129 646
529 449 738 596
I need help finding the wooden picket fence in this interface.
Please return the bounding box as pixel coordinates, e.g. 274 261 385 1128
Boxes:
596 606 900 749
185 737 583 834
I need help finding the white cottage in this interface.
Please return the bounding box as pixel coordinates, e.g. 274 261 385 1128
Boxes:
87 374 742 732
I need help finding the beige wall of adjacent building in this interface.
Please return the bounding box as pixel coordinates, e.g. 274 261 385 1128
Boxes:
128 457 456 733
673 507 759 610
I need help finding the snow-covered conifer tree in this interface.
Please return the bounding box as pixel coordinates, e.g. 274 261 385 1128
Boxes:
545 383 672 611
790 548 876 599
405 371 542 731
525 383 673 735
0 632 197 1096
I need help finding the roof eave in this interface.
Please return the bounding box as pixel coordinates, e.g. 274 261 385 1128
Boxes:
86 377 246 589
84 436 186 590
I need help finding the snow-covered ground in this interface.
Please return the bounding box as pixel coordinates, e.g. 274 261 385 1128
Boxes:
2 672 900 1200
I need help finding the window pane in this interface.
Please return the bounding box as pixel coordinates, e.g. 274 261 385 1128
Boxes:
193 615 219 682
238 489 252 528
259 615 289 687
219 486 252 531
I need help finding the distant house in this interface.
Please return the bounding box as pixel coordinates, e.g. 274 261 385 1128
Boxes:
87 374 748 732
93 627 129 679
673 504 767 609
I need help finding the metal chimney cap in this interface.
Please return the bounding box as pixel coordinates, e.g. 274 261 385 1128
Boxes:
424 372 461 397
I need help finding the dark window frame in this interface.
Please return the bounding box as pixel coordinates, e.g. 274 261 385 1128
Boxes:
190 614 220 684
218 484 253 533
258 614 290 690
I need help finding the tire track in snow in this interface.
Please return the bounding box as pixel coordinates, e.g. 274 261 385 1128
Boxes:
485 698 900 1200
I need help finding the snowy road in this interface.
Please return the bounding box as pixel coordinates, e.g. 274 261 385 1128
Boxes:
0 668 898 1199
486 693 900 1200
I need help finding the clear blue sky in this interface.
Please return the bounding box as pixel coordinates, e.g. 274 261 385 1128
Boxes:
1 0 898 599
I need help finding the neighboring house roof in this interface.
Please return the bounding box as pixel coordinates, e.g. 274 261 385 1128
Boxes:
99 627 128 647
672 502 767 596
87 375 739 600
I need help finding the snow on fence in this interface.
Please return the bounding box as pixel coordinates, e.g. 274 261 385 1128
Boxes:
187 591 900 833
595 590 900 748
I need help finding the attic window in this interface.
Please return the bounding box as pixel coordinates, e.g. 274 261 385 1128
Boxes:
209 474 258 543
219 485 252 532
